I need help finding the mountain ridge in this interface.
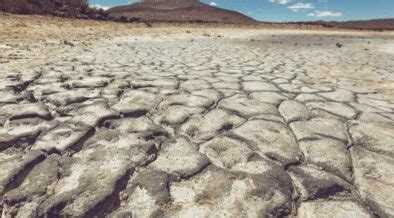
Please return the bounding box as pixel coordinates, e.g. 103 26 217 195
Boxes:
288 18 394 30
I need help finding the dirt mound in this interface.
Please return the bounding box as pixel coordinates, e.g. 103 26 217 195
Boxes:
107 0 257 24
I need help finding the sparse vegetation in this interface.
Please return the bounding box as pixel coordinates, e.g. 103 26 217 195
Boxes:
0 0 109 20
0 0 86 13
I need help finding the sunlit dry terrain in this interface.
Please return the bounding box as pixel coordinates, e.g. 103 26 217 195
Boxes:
1 14 394 217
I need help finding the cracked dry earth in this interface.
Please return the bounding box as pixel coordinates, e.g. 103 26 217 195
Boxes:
1 18 394 217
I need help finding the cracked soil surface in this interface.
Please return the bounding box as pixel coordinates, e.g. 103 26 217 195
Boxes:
1 15 394 217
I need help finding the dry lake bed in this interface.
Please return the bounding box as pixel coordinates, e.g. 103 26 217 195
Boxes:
0 15 394 217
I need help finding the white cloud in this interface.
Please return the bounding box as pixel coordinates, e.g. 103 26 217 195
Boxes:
90 4 110 10
269 0 293 5
210 2 217 6
308 10 343 18
288 2 314 12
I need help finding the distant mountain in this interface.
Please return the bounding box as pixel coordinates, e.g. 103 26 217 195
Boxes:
290 19 394 30
326 19 394 30
107 0 257 24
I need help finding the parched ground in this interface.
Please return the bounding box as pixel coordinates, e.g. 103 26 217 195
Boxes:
1 14 394 217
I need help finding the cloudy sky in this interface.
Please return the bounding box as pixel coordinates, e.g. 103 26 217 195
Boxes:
90 0 394 22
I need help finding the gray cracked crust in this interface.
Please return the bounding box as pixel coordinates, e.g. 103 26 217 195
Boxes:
1 29 393 217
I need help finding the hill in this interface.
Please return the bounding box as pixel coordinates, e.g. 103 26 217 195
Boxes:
107 0 257 24
0 0 86 14
0 0 108 19
325 19 394 30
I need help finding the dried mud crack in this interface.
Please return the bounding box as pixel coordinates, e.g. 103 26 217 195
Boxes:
0 15 394 217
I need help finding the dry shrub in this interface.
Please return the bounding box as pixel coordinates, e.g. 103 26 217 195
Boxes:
0 0 88 15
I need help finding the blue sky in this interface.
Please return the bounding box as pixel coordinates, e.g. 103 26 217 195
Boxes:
90 0 394 22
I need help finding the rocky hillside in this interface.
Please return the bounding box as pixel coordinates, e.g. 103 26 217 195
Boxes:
0 0 108 19
107 0 257 24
